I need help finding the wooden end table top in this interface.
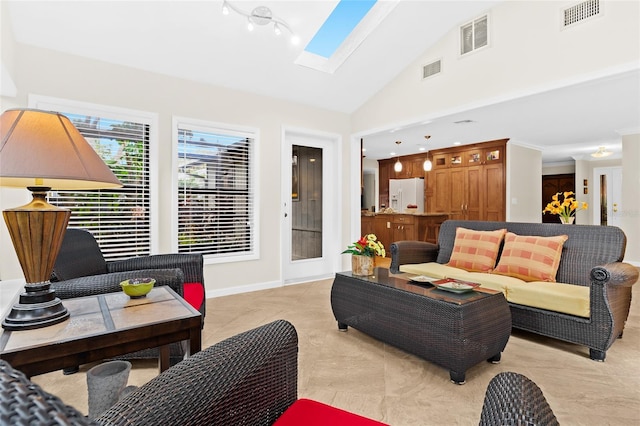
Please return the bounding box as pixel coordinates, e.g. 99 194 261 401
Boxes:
0 286 201 377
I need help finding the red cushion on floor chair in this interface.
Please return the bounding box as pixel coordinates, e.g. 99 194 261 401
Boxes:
183 282 204 311
274 398 388 426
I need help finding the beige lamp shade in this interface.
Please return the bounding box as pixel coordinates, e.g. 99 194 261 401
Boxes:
0 109 122 189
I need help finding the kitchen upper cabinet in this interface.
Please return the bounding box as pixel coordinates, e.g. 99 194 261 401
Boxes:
427 139 507 222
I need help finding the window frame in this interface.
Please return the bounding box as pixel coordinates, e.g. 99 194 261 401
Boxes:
171 116 260 264
459 14 490 56
29 94 160 255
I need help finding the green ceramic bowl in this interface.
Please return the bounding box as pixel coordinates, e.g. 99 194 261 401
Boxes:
120 277 155 298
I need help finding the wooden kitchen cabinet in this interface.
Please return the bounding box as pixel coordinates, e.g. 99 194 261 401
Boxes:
362 213 449 247
427 139 507 221
391 214 415 242
361 215 375 236
373 214 392 249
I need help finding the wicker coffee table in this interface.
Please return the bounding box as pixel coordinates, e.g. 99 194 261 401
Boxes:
331 268 511 384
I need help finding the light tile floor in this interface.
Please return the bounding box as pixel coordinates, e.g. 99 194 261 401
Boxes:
33 273 640 425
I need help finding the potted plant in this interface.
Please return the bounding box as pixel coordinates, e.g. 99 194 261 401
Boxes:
342 234 386 276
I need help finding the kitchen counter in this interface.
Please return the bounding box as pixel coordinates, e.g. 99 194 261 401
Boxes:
361 212 448 244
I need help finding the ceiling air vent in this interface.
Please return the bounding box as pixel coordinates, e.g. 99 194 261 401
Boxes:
563 0 600 27
422 60 441 80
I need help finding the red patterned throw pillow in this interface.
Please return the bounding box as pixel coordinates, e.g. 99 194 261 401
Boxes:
446 227 507 272
492 232 568 282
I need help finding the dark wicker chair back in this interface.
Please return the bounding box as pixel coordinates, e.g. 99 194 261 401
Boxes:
0 320 298 426
479 371 559 426
437 220 626 286
52 228 109 281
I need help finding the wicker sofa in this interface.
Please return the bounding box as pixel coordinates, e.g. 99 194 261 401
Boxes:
390 220 638 361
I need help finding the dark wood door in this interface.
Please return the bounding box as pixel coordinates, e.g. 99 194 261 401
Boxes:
542 174 575 223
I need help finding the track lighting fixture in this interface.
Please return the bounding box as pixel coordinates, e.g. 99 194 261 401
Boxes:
222 1 299 45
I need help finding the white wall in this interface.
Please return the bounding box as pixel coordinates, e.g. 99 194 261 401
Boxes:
621 134 640 265
352 0 639 132
542 164 575 175
0 41 353 293
507 143 542 222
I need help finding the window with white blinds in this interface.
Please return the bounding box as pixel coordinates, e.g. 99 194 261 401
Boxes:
176 121 256 259
48 113 151 261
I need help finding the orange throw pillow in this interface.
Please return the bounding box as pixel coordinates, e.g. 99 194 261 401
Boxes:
492 232 568 282
446 227 507 272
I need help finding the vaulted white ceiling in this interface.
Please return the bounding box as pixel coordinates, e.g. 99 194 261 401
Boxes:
4 0 639 164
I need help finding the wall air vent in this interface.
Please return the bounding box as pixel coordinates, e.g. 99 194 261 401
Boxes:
422 60 441 80
563 0 600 27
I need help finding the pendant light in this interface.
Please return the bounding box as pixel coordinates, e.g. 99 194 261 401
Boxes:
423 135 432 171
394 141 402 172
423 156 432 171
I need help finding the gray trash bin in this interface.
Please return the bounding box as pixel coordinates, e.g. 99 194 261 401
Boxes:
86 360 132 418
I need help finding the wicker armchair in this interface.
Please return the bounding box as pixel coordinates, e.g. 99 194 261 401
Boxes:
50 228 205 368
479 372 559 425
0 320 298 426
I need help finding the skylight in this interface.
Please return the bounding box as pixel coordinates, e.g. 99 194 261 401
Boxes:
304 0 377 59
295 0 399 74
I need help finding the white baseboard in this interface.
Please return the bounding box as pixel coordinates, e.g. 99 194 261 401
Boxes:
205 273 335 299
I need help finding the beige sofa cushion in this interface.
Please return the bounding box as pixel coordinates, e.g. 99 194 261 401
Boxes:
465 272 526 294
399 263 589 318
507 281 590 318
399 262 470 279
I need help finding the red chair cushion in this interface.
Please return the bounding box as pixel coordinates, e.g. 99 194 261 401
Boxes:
274 398 388 426
183 282 204 312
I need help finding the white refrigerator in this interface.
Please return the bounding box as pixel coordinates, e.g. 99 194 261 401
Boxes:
389 178 425 213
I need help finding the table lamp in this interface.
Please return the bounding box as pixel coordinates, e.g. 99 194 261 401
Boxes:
0 109 122 330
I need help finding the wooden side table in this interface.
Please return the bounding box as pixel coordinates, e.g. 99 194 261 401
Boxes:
0 286 201 377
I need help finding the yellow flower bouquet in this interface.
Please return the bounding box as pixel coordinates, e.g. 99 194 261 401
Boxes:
543 191 588 223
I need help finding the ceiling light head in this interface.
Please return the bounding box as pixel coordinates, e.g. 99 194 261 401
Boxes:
247 18 254 31
591 146 613 158
250 6 273 26
423 158 432 172
222 1 229 15
273 23 282 36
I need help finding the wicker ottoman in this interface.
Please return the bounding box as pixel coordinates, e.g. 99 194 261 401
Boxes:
331 268 511 384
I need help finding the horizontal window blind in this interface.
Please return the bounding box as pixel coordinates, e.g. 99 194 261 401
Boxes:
177 126 255 257
48 113 151 261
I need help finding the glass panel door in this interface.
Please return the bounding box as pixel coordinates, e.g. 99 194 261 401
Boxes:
291 145 323 261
